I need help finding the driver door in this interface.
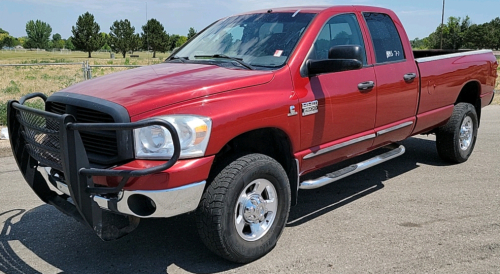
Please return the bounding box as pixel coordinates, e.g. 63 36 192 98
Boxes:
300 13 377 171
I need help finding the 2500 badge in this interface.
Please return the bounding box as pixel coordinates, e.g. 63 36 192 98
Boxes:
302 100 318 116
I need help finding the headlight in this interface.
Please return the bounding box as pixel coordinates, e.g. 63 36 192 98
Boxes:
134 115 212 159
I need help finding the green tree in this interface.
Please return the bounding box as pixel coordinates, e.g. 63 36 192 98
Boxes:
141 18 169 58
65 37 75 50
109 19 136 58
168 34 181 51
12 37 21 47
0 28 9 46
52 33 61 42
25 20 52 49
0 33 8 46
100 32 111 51
486 17 500 49
424 16 471 50
410 37 427 49
130 33 142 53
176 36 188 48
187 27 197 39
3 36 14 47
463 24 488 49
51 33 65 49
17 37 27 48
71 12 104 57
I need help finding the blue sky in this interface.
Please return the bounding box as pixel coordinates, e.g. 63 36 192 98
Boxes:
0 0 498 40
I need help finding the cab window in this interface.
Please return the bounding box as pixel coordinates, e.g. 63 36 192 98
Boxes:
363 13 405 63
311 13 367 65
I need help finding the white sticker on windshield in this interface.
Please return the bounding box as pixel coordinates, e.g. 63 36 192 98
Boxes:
274 50 283 57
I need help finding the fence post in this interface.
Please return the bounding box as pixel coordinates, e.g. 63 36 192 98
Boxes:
82 62 87 80
87 62 92 79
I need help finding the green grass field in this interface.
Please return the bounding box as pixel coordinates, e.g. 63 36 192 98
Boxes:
0 50 499 126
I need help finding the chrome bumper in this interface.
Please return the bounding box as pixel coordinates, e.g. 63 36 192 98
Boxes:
46 167 205 218
93 181 206 218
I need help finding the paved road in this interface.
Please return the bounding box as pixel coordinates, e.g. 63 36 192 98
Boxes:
1 106 499 274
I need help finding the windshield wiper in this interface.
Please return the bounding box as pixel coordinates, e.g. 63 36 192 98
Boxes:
194 54 254 70
168 56 189 63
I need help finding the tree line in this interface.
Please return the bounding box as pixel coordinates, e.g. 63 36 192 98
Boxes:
411 16 500 50
0 12 198 58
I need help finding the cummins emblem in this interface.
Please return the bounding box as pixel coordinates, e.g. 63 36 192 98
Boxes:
302 100 318 116
288 105 298 116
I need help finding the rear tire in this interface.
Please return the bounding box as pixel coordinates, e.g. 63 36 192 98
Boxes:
196 153 291 263
436 103 478 163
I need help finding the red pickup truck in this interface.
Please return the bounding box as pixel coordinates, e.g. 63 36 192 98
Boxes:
7 6 497 263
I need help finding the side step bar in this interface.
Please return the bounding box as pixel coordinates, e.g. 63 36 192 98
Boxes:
299 145 405 190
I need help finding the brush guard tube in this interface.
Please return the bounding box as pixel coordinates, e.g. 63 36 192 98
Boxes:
7 93 181 240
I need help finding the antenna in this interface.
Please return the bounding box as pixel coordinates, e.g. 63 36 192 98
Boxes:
440 0 445 49
146 2 150 65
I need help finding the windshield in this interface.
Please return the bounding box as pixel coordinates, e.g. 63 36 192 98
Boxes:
171 12 316 70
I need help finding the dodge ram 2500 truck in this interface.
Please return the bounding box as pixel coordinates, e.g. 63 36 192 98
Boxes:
7 6 497 263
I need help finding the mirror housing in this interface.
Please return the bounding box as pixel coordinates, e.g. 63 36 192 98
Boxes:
307 59 362 76
328 45 364 62
307 45 363 76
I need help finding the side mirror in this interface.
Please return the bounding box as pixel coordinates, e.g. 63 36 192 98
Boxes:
307 45 363 76
328 45 364 63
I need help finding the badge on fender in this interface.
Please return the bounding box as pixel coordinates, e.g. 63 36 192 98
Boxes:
302 100 318 116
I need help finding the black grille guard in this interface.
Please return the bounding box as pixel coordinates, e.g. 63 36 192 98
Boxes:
7 93 181 240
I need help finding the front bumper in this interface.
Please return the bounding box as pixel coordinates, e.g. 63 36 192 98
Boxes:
93 181 206 218
7 93 186 240
46 166 205 218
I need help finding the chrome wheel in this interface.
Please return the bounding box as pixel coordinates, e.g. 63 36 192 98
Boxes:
459 116 473 151
235 179 278 241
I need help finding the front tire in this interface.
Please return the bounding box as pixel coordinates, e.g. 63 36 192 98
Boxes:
436 103 478 163
196 153 291 263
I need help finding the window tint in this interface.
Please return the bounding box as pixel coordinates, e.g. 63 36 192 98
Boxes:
312 13 367 64
363 13 405 63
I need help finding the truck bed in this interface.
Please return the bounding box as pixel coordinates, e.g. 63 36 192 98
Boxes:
411 49 497 134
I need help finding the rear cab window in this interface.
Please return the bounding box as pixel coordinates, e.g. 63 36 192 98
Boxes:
363 13 405 64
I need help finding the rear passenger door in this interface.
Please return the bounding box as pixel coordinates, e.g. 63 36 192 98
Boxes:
363 12 419 147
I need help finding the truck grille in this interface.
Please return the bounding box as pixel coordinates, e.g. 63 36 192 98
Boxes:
45 100 131 166
17 109 64 171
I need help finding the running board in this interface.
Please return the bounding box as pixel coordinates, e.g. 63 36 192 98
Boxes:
299 145 406 190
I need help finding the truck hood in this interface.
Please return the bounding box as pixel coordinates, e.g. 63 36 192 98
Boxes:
59 63 274 117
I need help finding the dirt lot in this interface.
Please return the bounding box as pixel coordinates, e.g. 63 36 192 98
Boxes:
1 106 499 274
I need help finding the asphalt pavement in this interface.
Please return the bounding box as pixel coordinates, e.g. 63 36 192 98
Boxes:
0 106 499 274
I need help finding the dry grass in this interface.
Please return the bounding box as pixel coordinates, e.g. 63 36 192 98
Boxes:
493 90 500 105
0 50 169 125
493 59 500 105
0 65 84 101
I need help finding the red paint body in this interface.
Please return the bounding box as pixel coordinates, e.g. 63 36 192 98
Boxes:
57 6 497 190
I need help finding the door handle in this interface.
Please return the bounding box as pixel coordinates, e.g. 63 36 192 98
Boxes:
403 73 417 82
358 81 375 91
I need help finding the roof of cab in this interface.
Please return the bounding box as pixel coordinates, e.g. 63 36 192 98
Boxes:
234 5 393 15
